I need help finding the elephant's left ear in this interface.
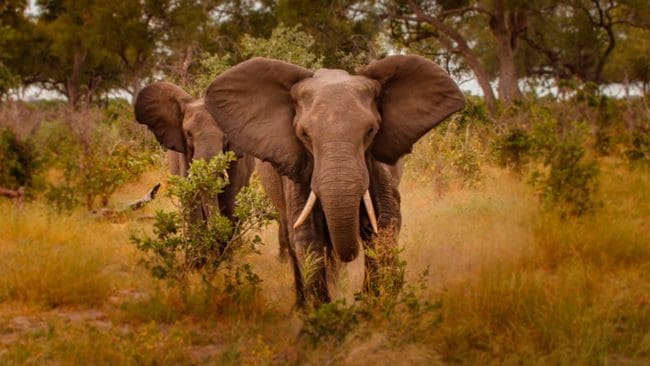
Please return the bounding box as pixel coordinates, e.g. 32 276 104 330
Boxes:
134 82 194 153
359 55 465 164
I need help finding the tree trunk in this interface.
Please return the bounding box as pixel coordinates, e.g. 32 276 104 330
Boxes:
490 0 524 103
495 34 522 102
407 2 497 116
66 47 85 109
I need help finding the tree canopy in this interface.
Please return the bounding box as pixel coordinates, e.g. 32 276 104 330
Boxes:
0 0 648 108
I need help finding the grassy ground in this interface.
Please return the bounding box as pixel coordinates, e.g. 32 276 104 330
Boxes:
0 161 648 365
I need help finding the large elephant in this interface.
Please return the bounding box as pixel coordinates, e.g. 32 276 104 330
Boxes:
204 55 465 306
134 82 255 220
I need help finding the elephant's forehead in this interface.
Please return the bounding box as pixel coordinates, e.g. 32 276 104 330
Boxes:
186 99 204 108
300 69 376 96
313 68 351 81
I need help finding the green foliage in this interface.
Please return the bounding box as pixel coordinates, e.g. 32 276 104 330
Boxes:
274 0 380 68
240 23 323 69
0 128 43 194
518 110 601 217
186 53 232 97
406 118 485 192
626 126 649 164
301 300 359 347
131 154 275 307
493 127 533 172
35 108 155 211
531 137 600 217
0 21 17 98
302 230 442 350
336 50 369 72
363 230 406 300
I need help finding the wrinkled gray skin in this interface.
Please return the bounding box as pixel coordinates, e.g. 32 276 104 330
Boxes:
134 82 254 221
167 150 187 177
205 55 465 307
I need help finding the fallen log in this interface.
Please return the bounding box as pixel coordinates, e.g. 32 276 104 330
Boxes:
127 183 161 210
0 186 25 207
90 183 161 220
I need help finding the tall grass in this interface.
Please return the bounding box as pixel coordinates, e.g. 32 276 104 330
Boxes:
397 162 649 364
0 158 647 363
0 205 116 307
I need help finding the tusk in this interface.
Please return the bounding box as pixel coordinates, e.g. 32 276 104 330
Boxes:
293 191 317 229
363 190 378 233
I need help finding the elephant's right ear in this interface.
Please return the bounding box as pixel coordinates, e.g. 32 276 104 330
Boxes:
134 82 193 153
204 57 313 180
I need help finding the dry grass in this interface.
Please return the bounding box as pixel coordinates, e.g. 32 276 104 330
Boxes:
0 160 648 364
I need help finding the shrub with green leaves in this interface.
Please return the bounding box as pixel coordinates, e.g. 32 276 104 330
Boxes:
626 126 649 164
35 108 156 211
186 53 233 97
0 128 43 194
493 127 533 172
131 153 276 303
301 300 359 347
301 230 442 350
527 115 601 217
406 119 484 192
240 23 323 69
531 139 600 217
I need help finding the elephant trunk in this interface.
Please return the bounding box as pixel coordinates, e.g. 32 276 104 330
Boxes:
312 143 368 263
319 187 362 262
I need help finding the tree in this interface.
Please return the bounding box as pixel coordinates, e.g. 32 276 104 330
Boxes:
90 1 160 103
0 21 18 99
384 0 537 114
604 26 650 96
524 0 650 86
275 0 382 68
240 23 324 68
22 0 123 108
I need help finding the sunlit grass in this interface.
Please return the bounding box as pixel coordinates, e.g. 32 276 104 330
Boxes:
0 206 114 307
0 160 648 364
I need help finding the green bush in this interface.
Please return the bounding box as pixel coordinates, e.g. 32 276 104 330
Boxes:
626 126 649 164
528 116 601 217
186 53 232 97
301 300 359 347
0 128 43 195
240 23 324 69
34 108 156 211
131 154 276 306
406 119 484 191
493 127 533 172
300 239 442 350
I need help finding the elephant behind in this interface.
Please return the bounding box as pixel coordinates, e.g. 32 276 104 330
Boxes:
134 82 255 221
204 55 465 307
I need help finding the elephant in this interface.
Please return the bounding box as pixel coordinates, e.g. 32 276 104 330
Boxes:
134 81 255 221
166 150 187 178
204 55 465 307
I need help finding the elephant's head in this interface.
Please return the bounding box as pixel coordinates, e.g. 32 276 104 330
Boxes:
205 55 465 262
134 81 227 219
135 82 227 164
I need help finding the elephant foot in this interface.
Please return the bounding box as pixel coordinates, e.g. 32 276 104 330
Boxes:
277 247 290 263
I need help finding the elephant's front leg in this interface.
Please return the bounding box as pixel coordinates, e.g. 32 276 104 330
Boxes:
362 159 403 296
284 178 330 308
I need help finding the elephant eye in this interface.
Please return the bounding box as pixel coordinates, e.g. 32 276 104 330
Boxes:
301 130 311 142
366 127 375 138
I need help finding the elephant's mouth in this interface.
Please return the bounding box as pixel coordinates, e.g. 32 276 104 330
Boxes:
292 190 378 233
293 189 378 262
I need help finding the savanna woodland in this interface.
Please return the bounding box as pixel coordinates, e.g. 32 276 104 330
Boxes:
0 0 648 364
